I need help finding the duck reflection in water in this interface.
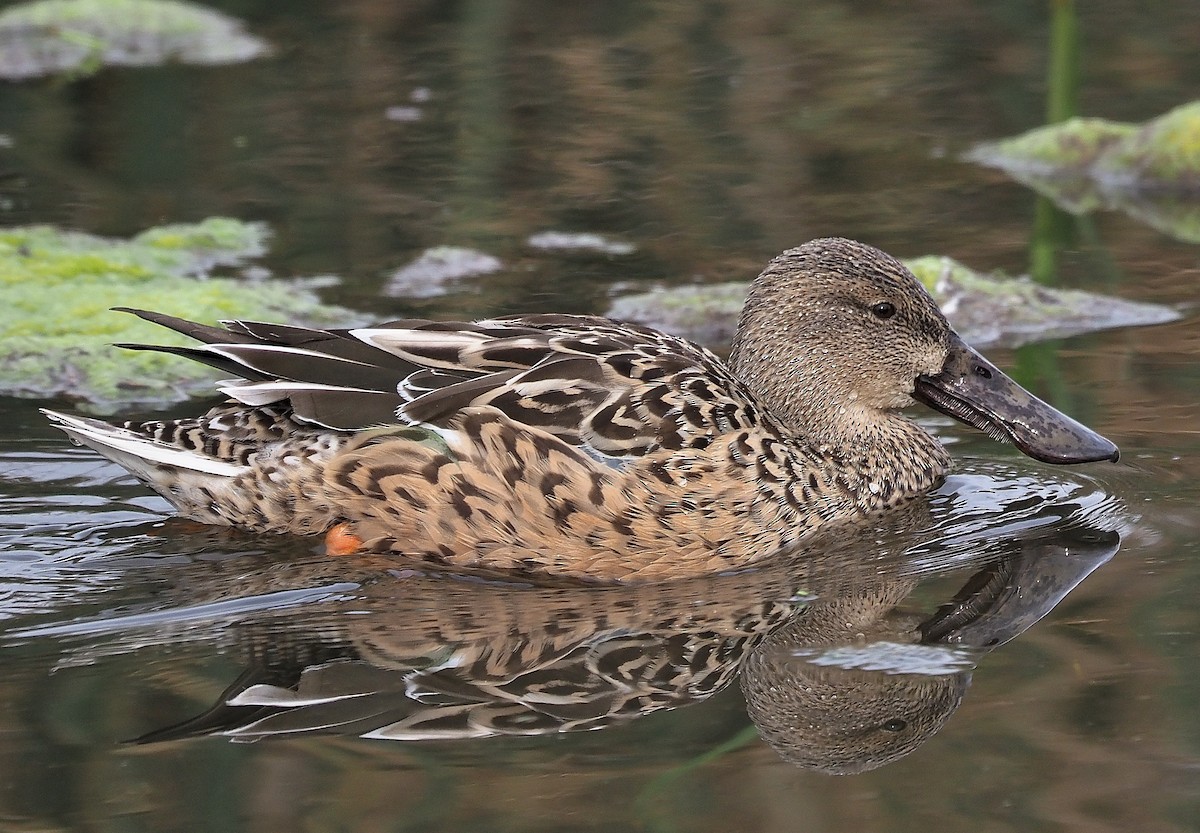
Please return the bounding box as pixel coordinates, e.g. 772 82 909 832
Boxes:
742 521 1118 773
121 476 1121 775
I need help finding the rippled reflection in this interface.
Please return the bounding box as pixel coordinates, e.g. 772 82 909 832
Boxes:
5 461 1123 775
743 522 1118 773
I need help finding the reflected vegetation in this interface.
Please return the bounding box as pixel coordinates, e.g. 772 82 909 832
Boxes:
7 464 1123 776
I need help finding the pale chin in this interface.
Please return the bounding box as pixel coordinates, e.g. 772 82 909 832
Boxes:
892 390 918 410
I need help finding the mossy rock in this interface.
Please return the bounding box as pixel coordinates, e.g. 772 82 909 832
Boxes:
1092 101 1200 192
0 0 270 81
904 256 1178 347
968 118 1136 178
383 246 503 299
0 217 354 408
1114 195 1200 244
967 101 1200 240
967 118 1136 214
606 282 749 345
607 256 1179 350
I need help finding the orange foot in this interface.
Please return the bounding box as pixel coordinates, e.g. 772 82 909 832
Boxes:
324 522 364 556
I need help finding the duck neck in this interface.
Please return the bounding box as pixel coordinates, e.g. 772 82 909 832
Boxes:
729 334 951 507
817 409 952 507
768 393 951 508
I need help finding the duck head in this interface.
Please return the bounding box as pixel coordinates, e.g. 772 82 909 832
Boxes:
729 238 1119 465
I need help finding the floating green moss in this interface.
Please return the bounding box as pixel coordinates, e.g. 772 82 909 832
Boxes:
0 218 353 408
608 256 1179 350
0 0 270 81
967 101 1200 240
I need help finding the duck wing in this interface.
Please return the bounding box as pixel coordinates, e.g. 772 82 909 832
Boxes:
118 310 762 462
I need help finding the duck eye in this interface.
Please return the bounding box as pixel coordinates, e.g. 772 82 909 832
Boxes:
881 718 908 732
871 302 896 320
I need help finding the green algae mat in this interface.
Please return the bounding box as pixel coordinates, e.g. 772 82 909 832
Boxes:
1 218 351 408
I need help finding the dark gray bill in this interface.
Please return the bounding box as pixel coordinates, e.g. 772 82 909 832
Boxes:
913 334 1120 465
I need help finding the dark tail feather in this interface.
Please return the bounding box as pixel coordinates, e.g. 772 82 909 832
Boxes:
113 307 258 345
112 342 273 381
115 308 421 377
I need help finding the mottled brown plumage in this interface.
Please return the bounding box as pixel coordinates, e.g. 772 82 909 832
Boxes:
43 238 1118 581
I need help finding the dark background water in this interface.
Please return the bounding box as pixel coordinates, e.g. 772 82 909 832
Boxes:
2 1 1199 831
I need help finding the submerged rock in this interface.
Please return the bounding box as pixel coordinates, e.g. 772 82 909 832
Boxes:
0 0 270 81
383 246 502 298
967 101 1200 242
527 231 636 256
607 282 749 345
608 256 1179 350
1 218 352 407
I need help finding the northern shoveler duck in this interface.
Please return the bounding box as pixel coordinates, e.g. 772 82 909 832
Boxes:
43 238 1119 581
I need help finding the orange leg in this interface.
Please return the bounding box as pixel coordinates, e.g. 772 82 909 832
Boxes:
324 521 364 556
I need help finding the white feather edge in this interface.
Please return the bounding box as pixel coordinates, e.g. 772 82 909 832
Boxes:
361 722 499 741
226 684 374 708
350 327 489 347
40 410 244 477
206 342 378 367
350 327 489 368
218 380 390 407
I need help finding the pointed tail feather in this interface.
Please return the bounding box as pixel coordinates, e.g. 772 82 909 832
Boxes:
112 307 259 346
41 410 245 479
109 308 411 429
